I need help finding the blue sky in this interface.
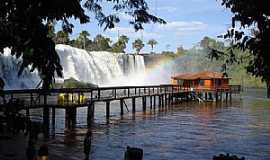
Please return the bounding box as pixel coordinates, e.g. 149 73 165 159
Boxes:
60 0 233 53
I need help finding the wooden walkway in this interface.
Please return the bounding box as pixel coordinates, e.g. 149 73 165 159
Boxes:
0 84 241 136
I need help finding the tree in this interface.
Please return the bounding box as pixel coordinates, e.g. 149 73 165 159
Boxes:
0 0 165 89
93 34 112 51
176 46 186 56
132 39 144 54
79 31 90 49
215 0 270 97
71 30 91 49
111 35 129 53
147 39 158 53
54 31 70 44
200 36 224 50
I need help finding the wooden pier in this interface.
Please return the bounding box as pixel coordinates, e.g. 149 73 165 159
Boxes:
0 84 241 136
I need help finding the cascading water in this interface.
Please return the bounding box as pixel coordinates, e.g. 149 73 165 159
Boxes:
56 44 146 86
0 48 40 90
0 45 147 89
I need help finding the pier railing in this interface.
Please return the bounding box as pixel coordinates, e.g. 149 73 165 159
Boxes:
0 85 186 107
0 84 241 108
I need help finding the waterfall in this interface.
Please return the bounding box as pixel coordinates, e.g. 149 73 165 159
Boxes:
0 48 40 90
0 45 147 89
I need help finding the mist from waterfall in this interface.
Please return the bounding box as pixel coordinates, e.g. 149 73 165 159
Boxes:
56 45 146 86
0 48 40 90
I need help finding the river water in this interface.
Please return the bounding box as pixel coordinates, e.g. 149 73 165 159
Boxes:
1 89 270 160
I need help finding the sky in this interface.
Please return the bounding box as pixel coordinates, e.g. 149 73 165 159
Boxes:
58 0 233 53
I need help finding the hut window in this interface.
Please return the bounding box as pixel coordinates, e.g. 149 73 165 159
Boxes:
199 80 204 86
205 80 211 86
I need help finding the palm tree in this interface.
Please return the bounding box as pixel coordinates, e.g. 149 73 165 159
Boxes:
78 30 90 49
132 39 144 54
147 39 158 53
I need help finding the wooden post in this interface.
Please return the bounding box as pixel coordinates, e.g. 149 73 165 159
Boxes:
78 93 81 104
65 107 77 129
168 94 171 105
220 92 223 101
106 101 110 120
158 96 161 107
98 89 101 100
120 99 124 115
161 95 164 108
87 102 95 127
51 107 55 135
132 97 136 113
205 92 208 101
65 108 70 129
164 94 167 106
153 96 156 108
43 94 50 138
150 96 153 109
70 108 77 129
142 97 146 112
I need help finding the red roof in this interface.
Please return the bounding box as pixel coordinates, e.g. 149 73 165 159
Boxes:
171 71 229 80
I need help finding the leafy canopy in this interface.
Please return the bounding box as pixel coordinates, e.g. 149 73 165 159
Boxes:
213 0 270 96
111 35 129 53
147 39 158 52
0 0 165 88
132 39 145 54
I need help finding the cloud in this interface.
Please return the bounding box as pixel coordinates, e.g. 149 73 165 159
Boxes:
107 26 161 39
118 13 133 21
157 6 177 13
158 21 208 35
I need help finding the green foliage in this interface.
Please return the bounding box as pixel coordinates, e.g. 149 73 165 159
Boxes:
91 34 112 51
0 0 89 88
70 30 91 49
176 46 187 56
218 0 270 96
200 36 225 51
63 78 97 88
54 31 70 44
132 39 145 54
0 0 165 89
111 35 129 53
147 39 158 53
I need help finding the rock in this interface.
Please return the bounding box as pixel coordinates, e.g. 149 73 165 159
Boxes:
124 146 143 160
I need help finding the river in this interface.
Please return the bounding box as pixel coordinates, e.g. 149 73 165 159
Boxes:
1 88 270 160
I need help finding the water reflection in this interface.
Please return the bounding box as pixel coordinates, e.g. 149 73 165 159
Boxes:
1 89 270 160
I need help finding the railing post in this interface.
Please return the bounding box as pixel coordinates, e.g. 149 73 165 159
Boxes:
132 97 136 113
43 92 50 138
98 89 100 101
87 102 95 127
120 99 124 115
142 97 146 112
128 88 130 97
106 101 110 121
